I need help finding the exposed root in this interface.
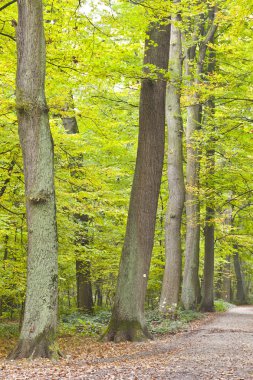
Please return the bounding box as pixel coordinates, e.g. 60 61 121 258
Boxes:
8 336 62 360
101 318 153 343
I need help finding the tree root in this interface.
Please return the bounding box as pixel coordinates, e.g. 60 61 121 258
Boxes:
101 318 153 343
8 336 63 360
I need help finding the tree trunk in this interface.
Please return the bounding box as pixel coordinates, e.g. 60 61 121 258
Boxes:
62 115 93 313
201 206 215 311
160 9 184 312
181 100 202 310
76 259 93 312
233 248 247 305
200 42 216 312
8 0 58 359
103 21 170 342
181 9 217 310
222 256 232 302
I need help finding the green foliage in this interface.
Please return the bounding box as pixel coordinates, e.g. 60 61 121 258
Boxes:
0 0 252 320
214 299 234 312
146 308 203 335
0 323 19 339
59 310 111 337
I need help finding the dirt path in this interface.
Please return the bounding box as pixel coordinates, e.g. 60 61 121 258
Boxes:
1 306 253 379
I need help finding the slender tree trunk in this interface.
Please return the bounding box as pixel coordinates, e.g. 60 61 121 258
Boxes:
103 21 170 342
160 9 185 312
181 99 202 310
221 204 233 302
233 247 247 305
76 259 93 312
200 42 216 312
62 116 93 313
201 206 215 311
222 256 232 302
9 0 58 359
181 9 217 310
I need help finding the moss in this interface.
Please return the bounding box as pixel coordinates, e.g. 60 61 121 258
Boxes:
7 326 60 360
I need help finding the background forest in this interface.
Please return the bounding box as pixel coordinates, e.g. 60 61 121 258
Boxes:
0 0 252 349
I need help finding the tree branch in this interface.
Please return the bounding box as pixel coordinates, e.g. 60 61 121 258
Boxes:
0 31 15 41
0 0 17 12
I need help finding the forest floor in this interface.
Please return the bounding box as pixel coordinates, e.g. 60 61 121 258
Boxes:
0 305 252 379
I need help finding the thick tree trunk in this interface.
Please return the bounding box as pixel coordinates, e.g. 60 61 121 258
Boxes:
104 21 170 342
8 0 58 359
62 116 93 313
160 11 184 312
233 248 247 305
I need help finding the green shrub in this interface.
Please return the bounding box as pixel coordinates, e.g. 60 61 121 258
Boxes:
0 323 19 339
214 299 233 312
59 310 111 337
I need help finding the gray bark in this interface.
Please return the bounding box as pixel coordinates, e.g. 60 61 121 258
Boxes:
233 248 247 305
201 206 215 311
200 43 216 312
160 11 185 312
221 206 233 302
104 21 170 342
181 99 202 310
62 116 93 313
181 9 217 310
9 0 58 359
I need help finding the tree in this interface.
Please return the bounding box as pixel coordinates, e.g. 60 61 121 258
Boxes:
104 19 170 341
200 34 216 312
62 112 93 313
181 6 217 310
159 1 185 312
9 0 58 359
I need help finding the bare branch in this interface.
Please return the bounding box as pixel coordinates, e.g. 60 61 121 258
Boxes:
0 0 17 12
0 31 15 41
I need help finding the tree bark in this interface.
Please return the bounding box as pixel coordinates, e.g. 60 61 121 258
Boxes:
62 115 93 313
201 206 215 311
103 21 170 342
181 99 202 310
200 42 216 312
233 247 247 305
181 9 217 310
160 9 185 312
8 0 58 359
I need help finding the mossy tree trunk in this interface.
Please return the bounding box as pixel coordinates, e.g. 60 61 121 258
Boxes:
160 7 185 312
104 21 170 342
8 0 58 359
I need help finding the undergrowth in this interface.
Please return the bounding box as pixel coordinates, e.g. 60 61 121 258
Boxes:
58 308 203 337
214 299 234 312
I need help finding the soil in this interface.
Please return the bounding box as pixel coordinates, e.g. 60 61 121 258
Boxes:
0 305 252 379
